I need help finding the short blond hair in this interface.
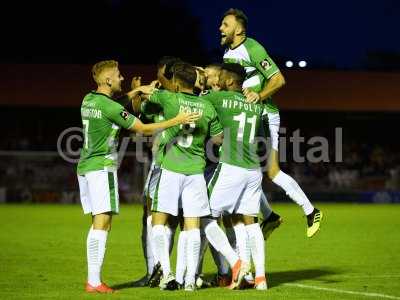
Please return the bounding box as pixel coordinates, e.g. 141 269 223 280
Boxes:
91 60 118 84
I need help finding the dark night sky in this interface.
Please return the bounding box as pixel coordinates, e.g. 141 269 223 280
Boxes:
186 0 400 69
2 0 400 70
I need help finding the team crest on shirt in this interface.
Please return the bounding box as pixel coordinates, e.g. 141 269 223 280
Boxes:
120 110 129 120
260 59 272 70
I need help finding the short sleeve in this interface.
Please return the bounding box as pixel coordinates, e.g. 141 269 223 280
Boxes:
209 106 223 137
104 100 136 129
248 40 280 80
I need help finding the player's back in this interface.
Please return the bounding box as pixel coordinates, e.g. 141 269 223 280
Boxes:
149 90 222 175
204 90 263 169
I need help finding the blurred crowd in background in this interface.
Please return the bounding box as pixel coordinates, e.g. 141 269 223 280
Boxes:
1 107 399 203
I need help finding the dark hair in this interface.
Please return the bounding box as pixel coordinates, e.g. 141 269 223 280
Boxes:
173 62 197 89
157 56 182 80
221 63 246 86
222 8 248 30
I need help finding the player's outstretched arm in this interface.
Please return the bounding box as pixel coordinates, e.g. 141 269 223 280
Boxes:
130 111 200 136
124 84 156 114
125 85 155 101
244 72 286 103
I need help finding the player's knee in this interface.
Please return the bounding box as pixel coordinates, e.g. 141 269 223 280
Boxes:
93 213 112 231
152 211 168 226
184 217 200 230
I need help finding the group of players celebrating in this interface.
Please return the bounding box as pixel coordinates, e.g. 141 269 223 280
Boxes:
77 8 323 293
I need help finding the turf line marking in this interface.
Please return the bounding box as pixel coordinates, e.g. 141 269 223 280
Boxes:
284 283 400 300
341 275 400 279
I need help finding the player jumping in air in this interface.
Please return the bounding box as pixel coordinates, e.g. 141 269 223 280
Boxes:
220 8 323 237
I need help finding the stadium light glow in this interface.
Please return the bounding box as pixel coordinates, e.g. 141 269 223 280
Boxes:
299 60 307 68
285 60 294 68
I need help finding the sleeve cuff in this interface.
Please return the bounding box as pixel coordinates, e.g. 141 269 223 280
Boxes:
266 69 280 80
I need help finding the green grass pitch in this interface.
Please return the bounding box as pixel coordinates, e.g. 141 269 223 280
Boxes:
1 203 399 300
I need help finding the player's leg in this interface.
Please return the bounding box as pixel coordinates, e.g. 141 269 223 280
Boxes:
136 200 155 286
204 218 249 290
175 209 187 287
152 212 175 290
230 214 251 273
266 112 322 237
165 215 178 254
87 213 113 293
237 168 267 290
180 174 209 291
259 191 283 240
151 169 181 290
174 208 185 286
145 164 164 287
80 170 118 293
208 236 231 287
242 215 267 290
205 163 250 289
146 213 163 288
203 162 229 285
230 213 255 288
175 229 187 287
182 217 201 291
195 218 213 288
223 215 236 252
140 162 156 283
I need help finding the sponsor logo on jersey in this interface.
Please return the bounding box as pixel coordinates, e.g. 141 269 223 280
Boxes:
120 110 129 120
260 59 272 71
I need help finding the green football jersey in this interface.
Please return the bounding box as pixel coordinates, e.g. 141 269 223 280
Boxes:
149 89 223 175
140 101 165 161
223 37 280 114
203 90 263 169
77 92 136 175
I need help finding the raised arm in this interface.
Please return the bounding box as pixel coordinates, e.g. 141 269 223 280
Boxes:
243 40 286 103
129 111 200 136
244 71 285 103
